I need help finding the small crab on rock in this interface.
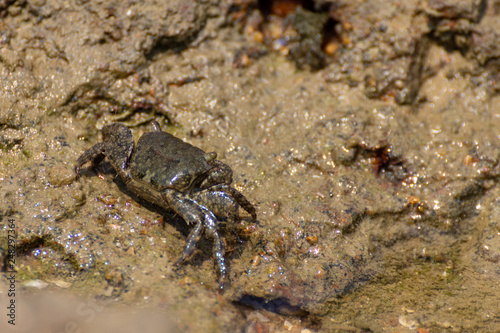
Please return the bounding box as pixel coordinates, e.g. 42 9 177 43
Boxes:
75 121 256 288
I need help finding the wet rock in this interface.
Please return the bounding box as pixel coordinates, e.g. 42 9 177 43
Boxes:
228 216 377 314
287 6 329 71
0 0 499 331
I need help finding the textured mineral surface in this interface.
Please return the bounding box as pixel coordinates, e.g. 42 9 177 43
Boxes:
0 0 499 332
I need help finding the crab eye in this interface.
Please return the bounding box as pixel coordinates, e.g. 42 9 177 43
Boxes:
205 152 217 162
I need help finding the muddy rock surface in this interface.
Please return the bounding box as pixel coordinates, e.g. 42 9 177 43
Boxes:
1 0 499 332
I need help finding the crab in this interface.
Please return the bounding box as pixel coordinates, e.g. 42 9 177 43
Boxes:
75 121 256 287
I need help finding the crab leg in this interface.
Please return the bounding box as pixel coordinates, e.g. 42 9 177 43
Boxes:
192 190 239 225
75 142 105 177
210 184 257 220
195 203 226 287
74 123 134 180
199 159 233 188
165 191 227 286
173 220 204 266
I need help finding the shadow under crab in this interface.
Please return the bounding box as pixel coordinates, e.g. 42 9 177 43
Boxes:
75 121 256 288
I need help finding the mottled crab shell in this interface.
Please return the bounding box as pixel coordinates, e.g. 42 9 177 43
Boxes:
130 131 213 193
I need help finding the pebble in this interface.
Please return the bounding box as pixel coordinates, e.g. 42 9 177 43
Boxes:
283 320 293 330
48 166 75 186
23 279 49 289
398 314 417 330
49 279 72 288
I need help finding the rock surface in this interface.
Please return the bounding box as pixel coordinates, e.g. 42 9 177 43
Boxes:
0 0 499 332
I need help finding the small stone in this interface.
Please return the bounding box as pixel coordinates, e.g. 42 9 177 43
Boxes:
306 235 318 245
23 279 49 289
398 314 417 330
103 285 114 297
284 320 293 330
436 320 452 328
126 246 135 255
49 279 72 288
48 166 75 186
254 312 270 323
